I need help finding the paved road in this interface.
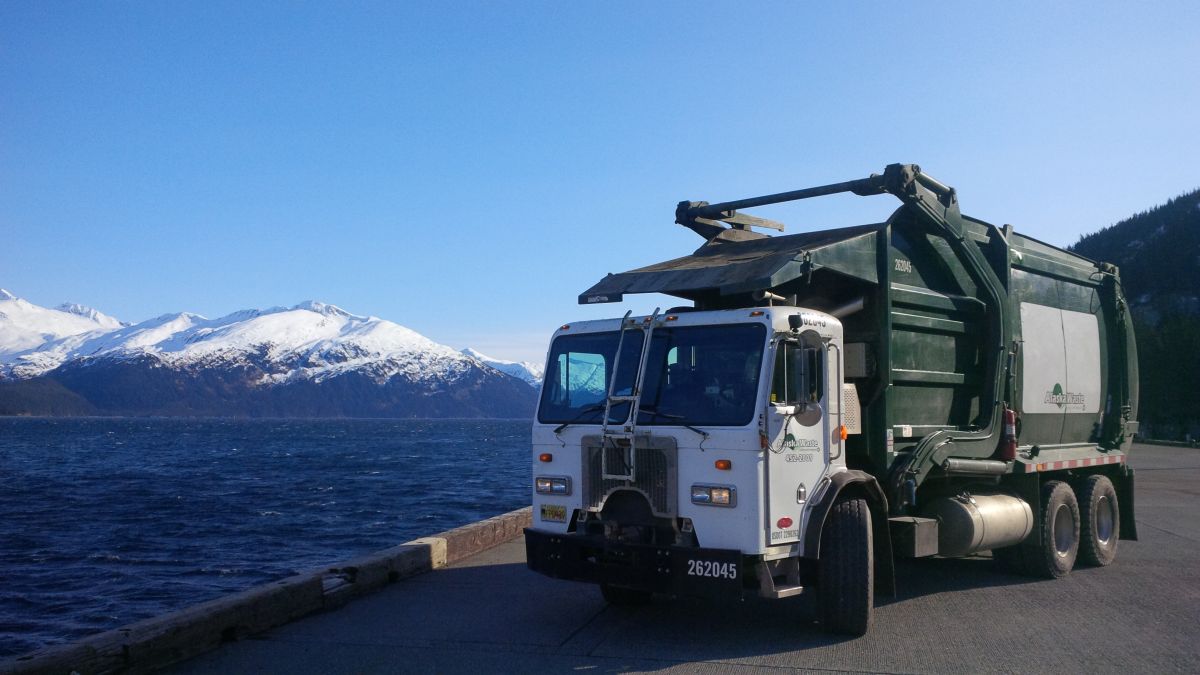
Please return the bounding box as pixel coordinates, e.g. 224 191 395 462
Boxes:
176 444 1200 674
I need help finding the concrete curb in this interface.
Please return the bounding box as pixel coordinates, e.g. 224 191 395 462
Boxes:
4 506 532 675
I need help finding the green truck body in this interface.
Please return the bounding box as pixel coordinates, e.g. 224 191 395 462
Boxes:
527 164 1138 635
581 164 1139 510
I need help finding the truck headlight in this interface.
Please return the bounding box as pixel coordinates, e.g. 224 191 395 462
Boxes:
691 484 736 507
535 476 572 496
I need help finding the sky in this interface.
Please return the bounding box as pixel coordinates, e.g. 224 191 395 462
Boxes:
2 1 1197 363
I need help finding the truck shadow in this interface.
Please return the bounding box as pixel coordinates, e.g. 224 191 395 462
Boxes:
408 555 1045 670
884 553 1042 603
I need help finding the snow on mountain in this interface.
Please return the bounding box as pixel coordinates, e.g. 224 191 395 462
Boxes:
0 291 540 418
0 290 125 365
55 303 126 329
0 292 539 396
460 348 544 386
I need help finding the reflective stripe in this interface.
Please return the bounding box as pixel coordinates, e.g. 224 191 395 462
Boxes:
1022 454 1125 473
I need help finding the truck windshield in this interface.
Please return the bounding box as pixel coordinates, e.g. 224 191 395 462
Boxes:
538 330 645 424
537 323 766 427
636 324 766 427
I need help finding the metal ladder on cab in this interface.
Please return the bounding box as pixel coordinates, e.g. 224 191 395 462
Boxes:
599 307 660 482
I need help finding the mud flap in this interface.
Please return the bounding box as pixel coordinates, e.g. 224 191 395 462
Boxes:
1114 466 1138 541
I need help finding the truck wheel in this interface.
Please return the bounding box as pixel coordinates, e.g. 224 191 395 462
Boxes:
818 497 873 636
1075 475 1119 566
1035 480 1080 578
993 480 1082 578
600 583 651 606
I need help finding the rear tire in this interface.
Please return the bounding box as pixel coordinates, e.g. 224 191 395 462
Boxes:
994 480 1080 578
1076 475 1119 566
818 497 873 636
600 583 651 606
1035 480 1080 578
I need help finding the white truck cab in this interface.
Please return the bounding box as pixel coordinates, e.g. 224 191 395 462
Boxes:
526 306 876 619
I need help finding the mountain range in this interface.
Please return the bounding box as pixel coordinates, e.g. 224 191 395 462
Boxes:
0 292 542 418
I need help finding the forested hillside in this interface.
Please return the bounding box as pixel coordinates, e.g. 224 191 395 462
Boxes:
1070 189 1200 441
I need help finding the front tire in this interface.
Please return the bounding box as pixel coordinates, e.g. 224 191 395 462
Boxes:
1076 474 1119 566
818 497 873 636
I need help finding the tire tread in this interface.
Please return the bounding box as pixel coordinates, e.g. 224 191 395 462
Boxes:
818 497 873 636
1076 474 1119 567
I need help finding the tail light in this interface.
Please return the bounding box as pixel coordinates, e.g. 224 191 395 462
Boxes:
1000 407 1018 460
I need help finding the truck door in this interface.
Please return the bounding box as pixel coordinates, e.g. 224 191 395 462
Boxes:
764 330 834 546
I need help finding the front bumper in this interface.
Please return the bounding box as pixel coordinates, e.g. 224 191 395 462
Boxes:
524 528 745 601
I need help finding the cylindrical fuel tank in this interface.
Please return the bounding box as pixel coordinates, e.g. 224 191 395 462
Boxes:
922 492 1033 557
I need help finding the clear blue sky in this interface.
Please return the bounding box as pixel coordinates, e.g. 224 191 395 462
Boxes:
3 1 1197 362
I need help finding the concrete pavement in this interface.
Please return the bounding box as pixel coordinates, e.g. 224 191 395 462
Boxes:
176 443 1200 673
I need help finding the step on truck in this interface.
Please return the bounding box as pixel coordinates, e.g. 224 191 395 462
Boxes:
524 164 1139 635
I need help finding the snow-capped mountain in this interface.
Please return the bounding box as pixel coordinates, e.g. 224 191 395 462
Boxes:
459 348 544 386
0 291 537 418
0 289 124 364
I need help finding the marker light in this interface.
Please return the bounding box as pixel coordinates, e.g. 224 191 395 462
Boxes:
691 484 736 507
840 425 848 440
777 517 794 529
535 476 571 495
538 453 553 463
714 459 732 471
750 310 765 316
665 315 678 321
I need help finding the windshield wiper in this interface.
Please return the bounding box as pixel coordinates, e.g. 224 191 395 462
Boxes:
639 407 709 440
553 403 609 434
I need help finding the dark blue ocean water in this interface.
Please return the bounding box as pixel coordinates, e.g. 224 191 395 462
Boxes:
0 418 532 658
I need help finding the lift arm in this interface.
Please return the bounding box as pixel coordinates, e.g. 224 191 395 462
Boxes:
675 164 956 241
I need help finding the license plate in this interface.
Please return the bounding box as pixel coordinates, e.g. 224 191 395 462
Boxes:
540 504 567 523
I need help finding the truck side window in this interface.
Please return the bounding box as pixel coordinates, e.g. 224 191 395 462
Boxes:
804 345 823 404
771 342 798 405
771 336 825 408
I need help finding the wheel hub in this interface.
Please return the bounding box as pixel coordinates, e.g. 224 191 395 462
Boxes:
1096 495 1115 544
1053 504 1074 556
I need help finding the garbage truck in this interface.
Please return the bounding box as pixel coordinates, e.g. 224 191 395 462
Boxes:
524 164 1139 635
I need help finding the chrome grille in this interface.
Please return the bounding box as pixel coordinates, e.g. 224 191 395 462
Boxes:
582 437 677 516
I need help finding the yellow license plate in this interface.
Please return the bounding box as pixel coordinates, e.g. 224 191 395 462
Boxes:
540 504 567 523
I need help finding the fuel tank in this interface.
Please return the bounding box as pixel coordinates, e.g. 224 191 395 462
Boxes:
922 492 1033 557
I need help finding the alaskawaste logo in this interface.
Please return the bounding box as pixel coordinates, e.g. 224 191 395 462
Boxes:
1044 382 1086 407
